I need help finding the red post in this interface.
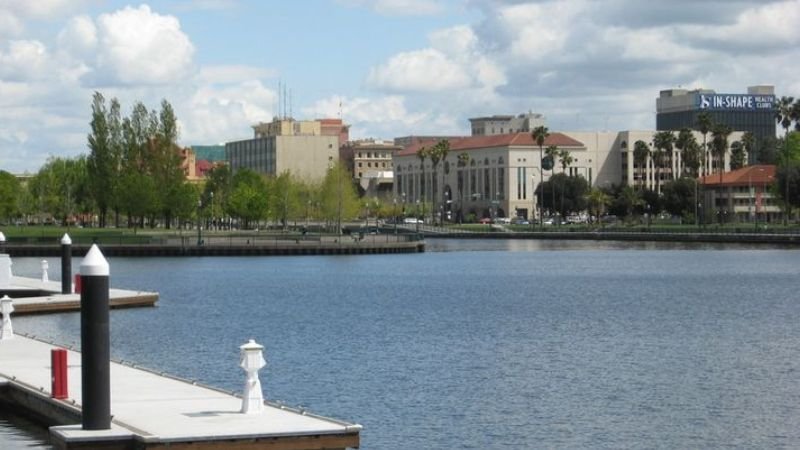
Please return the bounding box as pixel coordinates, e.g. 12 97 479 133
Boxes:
51 348 68 399
74 274 81 294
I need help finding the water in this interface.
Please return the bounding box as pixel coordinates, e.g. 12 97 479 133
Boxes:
4 240 800 449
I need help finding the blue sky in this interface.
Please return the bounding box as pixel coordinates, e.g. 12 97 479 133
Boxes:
1 0 799 173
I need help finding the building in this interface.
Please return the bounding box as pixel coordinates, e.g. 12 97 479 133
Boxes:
226 117 344 180
468 112 546 136
393 132 594 221
393 135 463 148
698 165 780 224
616 130 743 191
656 85 776 162
340 139 400 198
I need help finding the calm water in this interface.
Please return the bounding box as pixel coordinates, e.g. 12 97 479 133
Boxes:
4 239 800 449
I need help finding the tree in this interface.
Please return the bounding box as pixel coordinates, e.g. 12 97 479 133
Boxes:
320 161 360 233
652 131 675 193
151 100 186 229
776 96 796 224
729 141 746 170
674 128 698 177
610 185 642 223
531 125 549 225
228 169 269 229
710 124 732 183
633 140 650 190
742 131 756 165
558 148 574 173
586 188 611 226
416 146 429 222
27 157 90 225
0 171 22 222
695 112 714 176
543 173 588 218
268 171 303 230
661 178 697 220
87 92 115 227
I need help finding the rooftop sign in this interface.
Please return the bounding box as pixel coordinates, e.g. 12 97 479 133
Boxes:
698 94 774 111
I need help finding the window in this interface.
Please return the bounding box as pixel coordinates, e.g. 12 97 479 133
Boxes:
358 162 362 167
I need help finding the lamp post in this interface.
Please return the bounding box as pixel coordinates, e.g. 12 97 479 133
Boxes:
196 199 202 246
415 200 420 233
393 197 398 235
531 174 536 231
209 191 214 231
645 203 651 230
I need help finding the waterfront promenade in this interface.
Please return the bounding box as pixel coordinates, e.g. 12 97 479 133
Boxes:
5 233 425 257
0 333 361 449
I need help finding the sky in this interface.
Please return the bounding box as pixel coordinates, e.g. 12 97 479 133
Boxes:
1 0 799 173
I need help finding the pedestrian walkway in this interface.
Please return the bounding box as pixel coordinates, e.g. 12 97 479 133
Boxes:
0 334 360 449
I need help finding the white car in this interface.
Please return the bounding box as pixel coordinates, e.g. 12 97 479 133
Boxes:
403 217 422 224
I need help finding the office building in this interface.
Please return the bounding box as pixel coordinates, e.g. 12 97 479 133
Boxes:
656 85 776 162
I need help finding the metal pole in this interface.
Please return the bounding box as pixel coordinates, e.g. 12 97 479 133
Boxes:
80 244 111 430
61 234 72 294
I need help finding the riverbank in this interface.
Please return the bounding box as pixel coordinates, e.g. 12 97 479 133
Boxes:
4 234 425 257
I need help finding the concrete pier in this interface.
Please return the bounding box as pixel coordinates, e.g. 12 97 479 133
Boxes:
0 334 361 449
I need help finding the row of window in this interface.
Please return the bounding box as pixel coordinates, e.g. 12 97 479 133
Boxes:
356 152 391 159
357 162 391 169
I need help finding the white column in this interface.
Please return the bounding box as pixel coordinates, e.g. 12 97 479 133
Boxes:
239 339 267 414
1 295 14 340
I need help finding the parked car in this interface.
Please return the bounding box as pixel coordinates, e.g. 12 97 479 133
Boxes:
403 217 422 224
478 217 492 224
494 217 512 224
511 216 529 225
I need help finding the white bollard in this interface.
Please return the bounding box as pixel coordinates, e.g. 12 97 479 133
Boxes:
239 339 266 414
1 295 14 340
41 259 49 283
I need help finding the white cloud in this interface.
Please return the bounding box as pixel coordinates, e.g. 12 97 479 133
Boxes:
92 5 195 86
338 0 444 16
57 15 97 58
367 48 472 92
0 40 49 81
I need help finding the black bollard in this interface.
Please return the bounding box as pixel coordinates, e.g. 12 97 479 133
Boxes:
61 234 72 294
79 244 111 430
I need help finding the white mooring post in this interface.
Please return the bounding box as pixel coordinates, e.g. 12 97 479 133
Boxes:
1 295 14 340
41 259 49 283
239 339 266 414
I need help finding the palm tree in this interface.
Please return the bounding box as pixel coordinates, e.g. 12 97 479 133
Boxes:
633 140 650 190
741 131 756 164
674 128 697 177
545 144 558 213
586 188 611 228
416 146 428 223
531 126 549 226
696 112 713 176
729 141 746 170
428 144 441 225
776 96 795 224
557 148 574 219
711 123 732 183
652 131 675 193
433 139 450 224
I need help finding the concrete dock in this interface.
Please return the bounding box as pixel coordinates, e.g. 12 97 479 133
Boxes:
0 334 361 449
1 276 158 315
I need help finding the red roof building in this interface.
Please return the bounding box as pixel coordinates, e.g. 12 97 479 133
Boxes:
698 165 780 224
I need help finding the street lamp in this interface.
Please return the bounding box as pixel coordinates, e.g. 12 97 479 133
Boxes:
645 203 651 230
393 197 398 235
196 199 202 246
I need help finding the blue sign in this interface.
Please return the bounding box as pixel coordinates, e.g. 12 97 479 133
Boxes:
698 94 774 110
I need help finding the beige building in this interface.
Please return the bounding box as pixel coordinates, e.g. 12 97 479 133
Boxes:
469 113 547 136
226 117 349 181
393 132 598 221
340 139 399 198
